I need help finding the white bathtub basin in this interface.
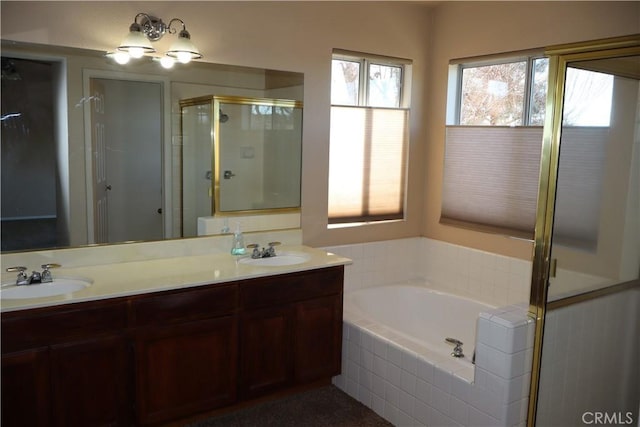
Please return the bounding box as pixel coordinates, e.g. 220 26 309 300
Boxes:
0 278 91 300
239 253 311 267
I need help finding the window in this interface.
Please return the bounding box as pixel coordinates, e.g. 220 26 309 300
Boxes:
442 54 549 238
456 57 549 126
328 51 410 225
562 67 613 126
442 53 615 250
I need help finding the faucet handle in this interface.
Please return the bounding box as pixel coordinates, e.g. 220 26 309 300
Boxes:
247 244 261 258
6 266 29 285
41 263 61 270
41 263 61 283
266 241 281 257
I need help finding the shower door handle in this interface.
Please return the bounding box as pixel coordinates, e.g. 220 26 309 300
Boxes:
223 170 236 179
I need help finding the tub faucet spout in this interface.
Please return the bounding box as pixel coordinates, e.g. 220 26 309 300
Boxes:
445 337 465 358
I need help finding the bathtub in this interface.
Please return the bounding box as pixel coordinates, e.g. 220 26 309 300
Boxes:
335 280 534 427
344 282 492 362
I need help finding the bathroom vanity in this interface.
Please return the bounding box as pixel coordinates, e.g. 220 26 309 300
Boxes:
1 248 347 426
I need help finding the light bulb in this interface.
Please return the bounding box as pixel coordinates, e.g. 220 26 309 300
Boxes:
128 46 145 58
160 56 175 69
113 51 131 65
176 51 192 64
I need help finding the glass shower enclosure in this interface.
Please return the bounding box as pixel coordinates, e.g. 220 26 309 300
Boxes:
528 36 640 426
180 95 303 237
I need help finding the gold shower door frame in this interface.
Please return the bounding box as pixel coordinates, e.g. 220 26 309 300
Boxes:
527 34 640 426
211 95 303 216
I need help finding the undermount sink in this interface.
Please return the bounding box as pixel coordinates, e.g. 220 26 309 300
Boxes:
238 253 311 267
0 278 91 300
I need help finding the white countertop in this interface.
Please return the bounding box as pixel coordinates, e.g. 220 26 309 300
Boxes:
1 245 352 313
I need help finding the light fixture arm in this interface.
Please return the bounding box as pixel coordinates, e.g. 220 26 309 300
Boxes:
167 18 187 35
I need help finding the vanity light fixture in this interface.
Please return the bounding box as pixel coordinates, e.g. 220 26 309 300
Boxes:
112 13 202 68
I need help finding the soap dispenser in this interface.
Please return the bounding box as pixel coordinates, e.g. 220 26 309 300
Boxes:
230 222 246 255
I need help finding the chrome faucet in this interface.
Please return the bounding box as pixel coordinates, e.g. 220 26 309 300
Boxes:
445 337 465 358
246 242 281 259
6 264 61 285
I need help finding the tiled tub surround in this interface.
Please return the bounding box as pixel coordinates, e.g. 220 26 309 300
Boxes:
324 237 532 308
325 238 535 426
335 290 534 427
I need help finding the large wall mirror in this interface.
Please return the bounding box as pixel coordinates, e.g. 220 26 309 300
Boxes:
1 40 304 252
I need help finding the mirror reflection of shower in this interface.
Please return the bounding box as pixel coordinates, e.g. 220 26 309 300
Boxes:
180 95 303 238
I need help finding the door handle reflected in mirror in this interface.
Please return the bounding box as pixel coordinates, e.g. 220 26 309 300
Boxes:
223 170 236 179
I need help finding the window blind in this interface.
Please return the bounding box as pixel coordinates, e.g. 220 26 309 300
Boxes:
441 126 608 249
328 106 409 223
441 126 542 237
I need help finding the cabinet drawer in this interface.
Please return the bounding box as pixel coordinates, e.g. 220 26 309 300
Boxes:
240 266 343 310
1 300 127 353
131 283 237 327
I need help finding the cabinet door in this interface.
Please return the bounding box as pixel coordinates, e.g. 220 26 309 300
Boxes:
1 348 50 427
134 316 237 425
239 305 293 398
50 335 129 427
294 295 343 382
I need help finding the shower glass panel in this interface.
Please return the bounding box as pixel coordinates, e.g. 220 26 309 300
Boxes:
215 97 303 212
181 100 213 238
535 53 640 426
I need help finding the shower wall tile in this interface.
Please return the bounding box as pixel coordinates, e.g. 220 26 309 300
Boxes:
536 287 640 427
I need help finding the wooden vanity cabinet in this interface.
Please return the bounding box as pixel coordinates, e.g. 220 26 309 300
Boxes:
239 267 343 399
1 300 129 427
130 284 238 425
1 348 50 427
1 265 344 426
294 294 343 382
240 305 294 397
49 334 128 426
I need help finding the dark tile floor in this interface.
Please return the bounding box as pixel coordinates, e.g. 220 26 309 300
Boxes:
187 386 392 427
